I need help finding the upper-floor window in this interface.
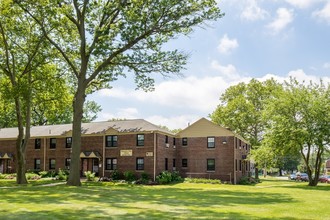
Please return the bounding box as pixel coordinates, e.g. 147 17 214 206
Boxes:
137 134 144 146
207 137 215 148
207 159 215 171
66 137 72 148
106 135 118 147
182 137 188 146
165 135 168 144
35 139 41 149
173 137 176 146
50 138 56 149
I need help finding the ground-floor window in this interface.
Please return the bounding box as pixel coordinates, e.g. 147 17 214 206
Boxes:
105 158 117 170
136 157 144 170
165 158 168 170
65 158 71 170
34 158 41 170
207 159 215 171
49 158 56 170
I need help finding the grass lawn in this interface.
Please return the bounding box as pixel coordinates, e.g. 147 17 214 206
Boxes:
0 177 329 219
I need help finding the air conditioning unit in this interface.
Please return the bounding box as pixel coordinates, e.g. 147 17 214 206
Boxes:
166 143 169 148
173 145 176 149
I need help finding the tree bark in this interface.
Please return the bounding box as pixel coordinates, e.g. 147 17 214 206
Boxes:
67 82 86 186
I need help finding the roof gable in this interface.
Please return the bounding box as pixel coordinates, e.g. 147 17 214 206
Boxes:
177 118 236 138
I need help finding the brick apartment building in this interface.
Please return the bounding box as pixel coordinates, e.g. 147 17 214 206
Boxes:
0 118 252 184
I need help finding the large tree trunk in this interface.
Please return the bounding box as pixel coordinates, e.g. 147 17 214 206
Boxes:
14 98 28 184
67 83 86 186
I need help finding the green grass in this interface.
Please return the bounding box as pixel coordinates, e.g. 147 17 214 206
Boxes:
0 177 329 219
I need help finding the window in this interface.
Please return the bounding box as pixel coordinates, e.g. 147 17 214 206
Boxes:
182 137 188 146
182 159 188 167
207 137 215 148
34 159 41 170
165 158 168 170
239 160 242 171
35 139 41 149
49 159 56 170
207 159 215 171
106 135 118 147
165 135 168 144
66 137 72 148
235 159 238 171
173 138 176 146
137 134 144 146
50 138 56 149
173 159 176 168
105 158 117 170
65 158 71 169
136 158 144 170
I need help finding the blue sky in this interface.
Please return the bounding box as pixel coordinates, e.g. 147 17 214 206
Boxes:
88 0 330 130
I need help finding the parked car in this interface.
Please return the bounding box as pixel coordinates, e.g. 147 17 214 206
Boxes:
296 173 309 182
319 175 330 183
288 173 296 180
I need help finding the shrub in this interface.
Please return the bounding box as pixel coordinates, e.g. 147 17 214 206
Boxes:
123 171 136 182
111 169 121 180
39 171 49 178
84 171 95 181
0 173 16 179
57 169 69 181
26 172 41 180
238 176 258 185
171 171 183 182
184 178 221 184
156 171 173 184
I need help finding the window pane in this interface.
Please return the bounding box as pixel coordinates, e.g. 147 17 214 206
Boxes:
207 137 215 148
137 134 144 146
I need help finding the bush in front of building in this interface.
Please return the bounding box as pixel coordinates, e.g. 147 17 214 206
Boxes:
123 171 136 182
26 172 41 180
111 169 121 180
156 171 183 184
0 173 16 179
184 177 221 184
238 176 258 185
84 171 96 181
57 169 69 181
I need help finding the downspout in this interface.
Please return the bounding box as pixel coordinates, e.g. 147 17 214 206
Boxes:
153 132 157 181
234 137 236 185
43 138 46 171
102 135 105 177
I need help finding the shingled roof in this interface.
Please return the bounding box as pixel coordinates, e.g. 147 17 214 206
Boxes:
0 119 173 139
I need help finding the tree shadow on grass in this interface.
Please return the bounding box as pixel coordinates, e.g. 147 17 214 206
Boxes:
0 183 298 220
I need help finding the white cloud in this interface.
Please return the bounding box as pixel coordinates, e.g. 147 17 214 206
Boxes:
285 0 319 9
98 107 140 121
210 60 241 80
313 2 330 23
323 62 330 69
266 8 294 34
146 115 203 130
217 34 239 54
241 0 269 21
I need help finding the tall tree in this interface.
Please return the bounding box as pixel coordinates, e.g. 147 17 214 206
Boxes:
210 78 282 178
0 0 51 183
17 0 223 186
264 79 330 186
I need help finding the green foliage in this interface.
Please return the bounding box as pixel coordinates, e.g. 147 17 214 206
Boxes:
264 78 330 186
84 171 95 181
111 169 121 180
38 171 50 178
184 178 221 184
57 169 69 181
0 173 16 179
238 176 258 185
156 171 183 184
25 172 41 180
123 171 136 182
